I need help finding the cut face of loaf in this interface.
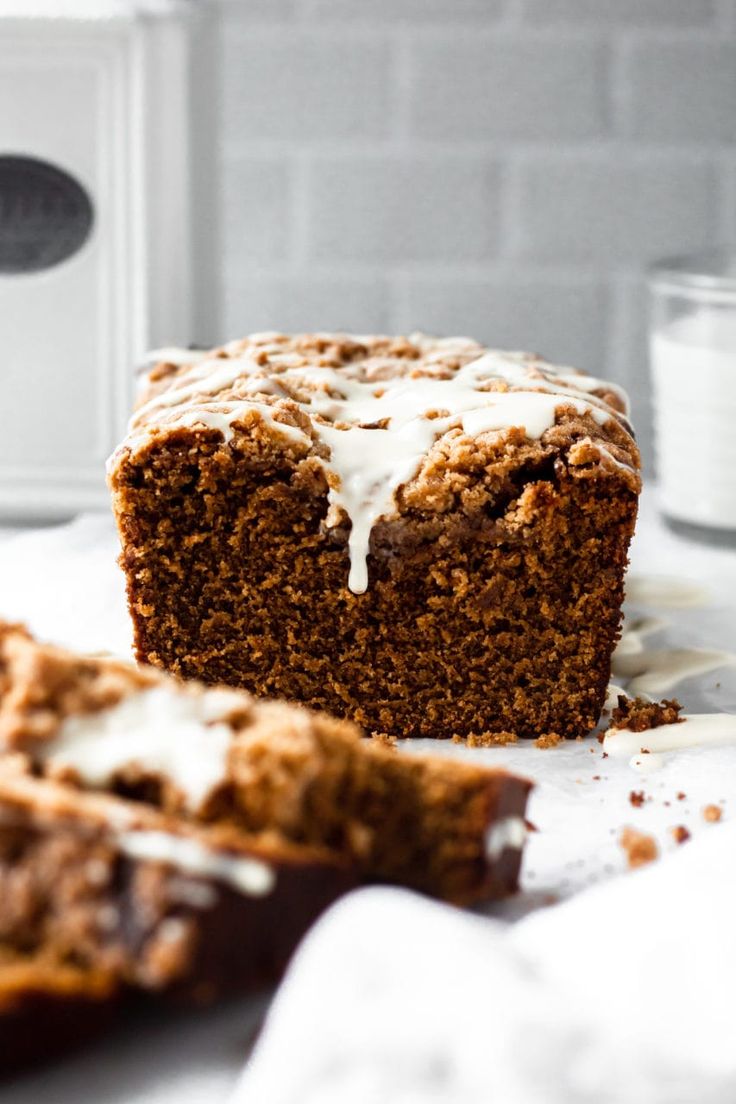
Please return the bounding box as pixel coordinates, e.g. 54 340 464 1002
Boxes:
0 623 532 907
108 332 641 740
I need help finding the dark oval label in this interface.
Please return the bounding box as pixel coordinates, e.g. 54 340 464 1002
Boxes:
0 155 94 274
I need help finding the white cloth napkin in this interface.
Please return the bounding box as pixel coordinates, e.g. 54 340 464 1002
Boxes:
236 824 736 1104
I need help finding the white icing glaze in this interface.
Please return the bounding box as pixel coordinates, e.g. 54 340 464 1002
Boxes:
629 752 667 775
614 616 666 660
611 647 736 696
603 682 627 712
485 816 527 861
605 713 736 760
116 338 633 594
118 830 276 898
625 575 710 610
43 686 236 812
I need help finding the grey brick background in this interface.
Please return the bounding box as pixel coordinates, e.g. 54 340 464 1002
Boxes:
213 0 736 470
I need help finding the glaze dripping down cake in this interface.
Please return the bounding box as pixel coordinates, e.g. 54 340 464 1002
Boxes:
108 333 641 740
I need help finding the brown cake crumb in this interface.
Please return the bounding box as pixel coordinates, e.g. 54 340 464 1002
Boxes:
609 695 683 733
620 826 658 869
677 791 686 801
703 804 722 823
670 825 691 845
452 731 518 748
533 732 563 749
370 732 397 748
629 790 646 808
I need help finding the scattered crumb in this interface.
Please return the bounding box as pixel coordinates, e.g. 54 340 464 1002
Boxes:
592 775 601 781
524 819 539 833
370 732 397 748
620 826 659 869
629 790 646 808
670 825 691 845
677 792 686 801
703 804 722 823
609 695 684 734
534 731 562 749
602 752 608 759
664 801 670 807
451 731 518 747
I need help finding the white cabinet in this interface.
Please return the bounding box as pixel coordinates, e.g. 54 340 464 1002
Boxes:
0 1 202 517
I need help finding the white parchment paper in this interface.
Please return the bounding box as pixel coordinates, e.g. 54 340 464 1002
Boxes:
0 486 734 1102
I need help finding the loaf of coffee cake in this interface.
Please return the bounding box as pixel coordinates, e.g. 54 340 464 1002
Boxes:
109 333 640 740
0 623 531 906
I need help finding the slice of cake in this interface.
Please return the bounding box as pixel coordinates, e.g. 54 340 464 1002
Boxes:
0 623 531 906
0 762 356 1007
0 948 117 1075
108 333 640 740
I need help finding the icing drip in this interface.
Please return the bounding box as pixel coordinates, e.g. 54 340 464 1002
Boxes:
118 831 276 897
116 337 634 595
625 575 710 609
485 817 527 861
629 752 667 775
603 682 627 712
605 713 736 762
613 616 666 660
611 647 736 697
42 687 238 812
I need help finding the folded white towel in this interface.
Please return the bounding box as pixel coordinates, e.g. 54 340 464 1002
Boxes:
235 822 736 1104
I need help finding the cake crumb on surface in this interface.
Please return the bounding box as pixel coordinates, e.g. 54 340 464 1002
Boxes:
677 791 686 801
533 732 563 749
370 732 397 748
703 804 722 823
451 731 518 748
609 695 683 733
629 791 646 808
620 826 659 869
670 825 691 845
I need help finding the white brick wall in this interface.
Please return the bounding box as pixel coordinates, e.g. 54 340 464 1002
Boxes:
215 0 736 470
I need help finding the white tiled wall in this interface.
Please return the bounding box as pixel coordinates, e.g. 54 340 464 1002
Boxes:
216 0 736 469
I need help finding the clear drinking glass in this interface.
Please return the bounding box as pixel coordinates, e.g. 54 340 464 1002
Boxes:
649 251 736 546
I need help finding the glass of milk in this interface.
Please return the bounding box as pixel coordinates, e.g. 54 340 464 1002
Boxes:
650 252 736 544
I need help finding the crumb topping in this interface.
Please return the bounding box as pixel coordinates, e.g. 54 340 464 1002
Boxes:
111 332 640 594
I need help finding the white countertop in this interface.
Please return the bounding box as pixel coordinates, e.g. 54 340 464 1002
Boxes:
0 484 735 1101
